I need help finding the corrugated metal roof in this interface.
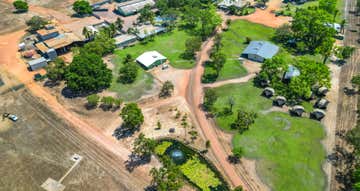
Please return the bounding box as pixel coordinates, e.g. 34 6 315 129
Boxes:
117 0 155 15
242 41 279 59
284 65 300 80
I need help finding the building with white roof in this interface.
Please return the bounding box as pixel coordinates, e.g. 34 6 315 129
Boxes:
136 51 167 69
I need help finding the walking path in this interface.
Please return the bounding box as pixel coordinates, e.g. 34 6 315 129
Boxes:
203 73 256 88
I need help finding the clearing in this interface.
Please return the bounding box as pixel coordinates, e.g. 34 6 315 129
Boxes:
114 30 194 69
211 81 327 191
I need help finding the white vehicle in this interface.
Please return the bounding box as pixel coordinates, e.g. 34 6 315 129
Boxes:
8 114 18 122
162 64 169 70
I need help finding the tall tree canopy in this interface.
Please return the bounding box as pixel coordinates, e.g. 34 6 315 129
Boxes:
120 103 144 129
73 0 93 15
291 7 336 54
13 0 28 12
65 51 112 92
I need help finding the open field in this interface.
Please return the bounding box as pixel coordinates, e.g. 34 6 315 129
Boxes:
109 56 156 101
213 82 273 131
0 86 149 191
0 2 30 35
114 30 194 69
233 112 326 191
204 20 275 82
211 81 327 190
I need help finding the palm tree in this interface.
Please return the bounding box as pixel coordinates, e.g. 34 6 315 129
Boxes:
333 9 339 23
115 17 124 32
340 19 346 34
82 27 91 40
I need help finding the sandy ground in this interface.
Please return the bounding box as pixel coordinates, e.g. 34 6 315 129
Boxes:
224 0 291 28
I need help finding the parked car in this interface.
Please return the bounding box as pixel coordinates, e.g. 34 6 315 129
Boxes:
8 114 18 122
162 64 169 70
34 73 46 81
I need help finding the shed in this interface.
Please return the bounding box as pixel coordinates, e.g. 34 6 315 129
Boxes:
283 65 300 80
274 96 287 107
290 105 305 117
318 87 329 96
116 0 155 16
311 109 326 120
136 25 166 40
242 41 279 63
114 34 138 48
315 98 329 109
263 87 275 98
136 51 167 69
218 0 246 9
36 28 60 41
28 57 48 71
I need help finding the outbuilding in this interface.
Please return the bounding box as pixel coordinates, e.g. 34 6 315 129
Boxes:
315 98 329 109
318 87 329 96
283 65 300 80
242 41 279 63
116 0 155 16
263 87 275 98
273 96 287 107
136 51 167 69
311 109 326 120
290 105 305 117
28 57 48 71
114 34 138 48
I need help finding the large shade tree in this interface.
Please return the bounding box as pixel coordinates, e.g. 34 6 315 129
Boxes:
65 51 112 92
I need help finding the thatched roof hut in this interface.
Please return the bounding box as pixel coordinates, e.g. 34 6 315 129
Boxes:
311 109 326 120
290 105 305 117
274 96 287 107
263 87 275 98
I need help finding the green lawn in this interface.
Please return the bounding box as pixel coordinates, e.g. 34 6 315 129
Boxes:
213 82 273 131
221 20 275 80
279 0 345 22
109 56 154 101
180 157 221 191
114 30 194 69
233 112 326 191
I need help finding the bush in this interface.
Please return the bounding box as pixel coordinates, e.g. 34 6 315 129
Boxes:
73 0 92 15
86 94 100 108
26 16 48 32
118 64 138 84
13 0 28 12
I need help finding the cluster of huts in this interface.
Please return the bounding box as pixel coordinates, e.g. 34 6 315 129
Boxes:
262 86 329 120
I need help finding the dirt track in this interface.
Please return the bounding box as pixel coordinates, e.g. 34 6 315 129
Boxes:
330 0 360 190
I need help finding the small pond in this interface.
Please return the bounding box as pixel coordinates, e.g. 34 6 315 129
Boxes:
156 139 230 191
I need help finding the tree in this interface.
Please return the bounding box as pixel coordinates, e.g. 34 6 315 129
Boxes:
137 4 155 24
336 46 356 60
65 51 112 92
197 5 222 39
291 8 335 54
203 89 218 111
274 24 293 44
227 96 235 113
211 51 226 76
26 16 48 32
115 18 124 31
159 81 175 98
231 110 257 133
205 140 211 148
233 186 244 191
132 133 156 159
83 29 116 56
73 0 92 15
319 0 337 15
150 157 183 191
123 54 133 64
114 98 123 108
118 63 138 84
340 19 346 33
120 103 144 129
13 0 28 12
86 94 100 107
46 58 67 82
228 147 244 164
351 75 360 87
184 37 202 59
101 96 115 109
82 27 93 40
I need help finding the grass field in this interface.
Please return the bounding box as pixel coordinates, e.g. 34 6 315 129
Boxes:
109 56 154 101
180 157 221 191
211 81 326 191
233 112 326 191
114 30 194 69
212 82 273 131
204 20 275 82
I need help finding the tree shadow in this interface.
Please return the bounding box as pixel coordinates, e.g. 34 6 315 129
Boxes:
43 80 60 88
124 153 151 172
143 185 156 191
112 124 138 140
